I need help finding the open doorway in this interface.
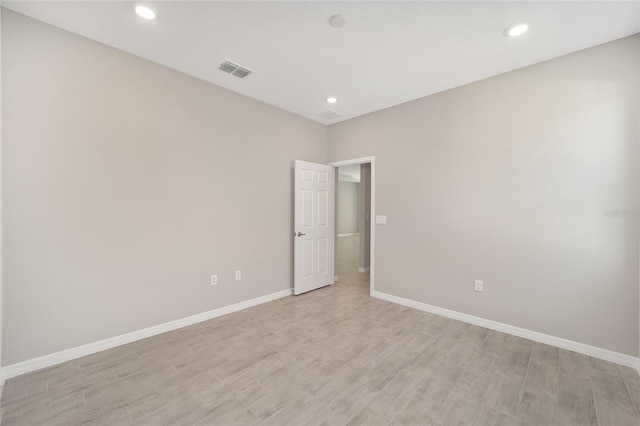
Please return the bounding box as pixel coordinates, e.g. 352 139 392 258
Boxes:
329 157 375 295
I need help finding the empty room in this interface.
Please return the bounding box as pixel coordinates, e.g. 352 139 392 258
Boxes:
1 1 639 425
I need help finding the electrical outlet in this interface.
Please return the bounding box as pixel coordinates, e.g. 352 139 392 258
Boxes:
235 270 242 281
210 274 217 286
474 280 483 292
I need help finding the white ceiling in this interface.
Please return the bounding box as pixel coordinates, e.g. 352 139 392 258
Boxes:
4 1 639 124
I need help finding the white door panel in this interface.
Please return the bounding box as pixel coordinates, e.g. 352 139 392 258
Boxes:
294 160 334 295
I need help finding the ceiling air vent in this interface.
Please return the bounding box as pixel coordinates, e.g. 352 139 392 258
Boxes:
219 60 254 79
317 110 342 121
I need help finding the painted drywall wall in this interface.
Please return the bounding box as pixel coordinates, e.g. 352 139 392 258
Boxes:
358 164 371 270
0 6 4 375
338 181 359 235
2 10 327 365
329 35 640 356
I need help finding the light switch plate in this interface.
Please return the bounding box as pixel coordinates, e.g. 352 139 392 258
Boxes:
375 215 387 224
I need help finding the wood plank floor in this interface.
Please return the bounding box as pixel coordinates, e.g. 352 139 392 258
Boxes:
1 235 639 425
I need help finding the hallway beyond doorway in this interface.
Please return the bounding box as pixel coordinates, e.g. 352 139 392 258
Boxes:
337 235 369 292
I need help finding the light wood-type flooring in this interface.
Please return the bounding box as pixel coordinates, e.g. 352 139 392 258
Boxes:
1 235 639 425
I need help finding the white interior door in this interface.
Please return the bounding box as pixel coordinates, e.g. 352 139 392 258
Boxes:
294 160 334 295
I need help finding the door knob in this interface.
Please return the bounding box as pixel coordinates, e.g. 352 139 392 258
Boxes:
296 232 306 237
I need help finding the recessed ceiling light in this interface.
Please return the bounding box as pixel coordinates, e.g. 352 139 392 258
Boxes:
135 5 157 20
329 15 346 28
505 21 529 37
326 97 338 104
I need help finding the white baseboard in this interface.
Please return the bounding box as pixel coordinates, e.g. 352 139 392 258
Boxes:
338 233 360 237
358 266 370 272
372 290 639 370
2 289 293 380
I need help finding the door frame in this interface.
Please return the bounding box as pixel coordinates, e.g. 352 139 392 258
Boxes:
328 156 375 296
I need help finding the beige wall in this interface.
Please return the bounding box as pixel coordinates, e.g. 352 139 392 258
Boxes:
329 35 640 356
0 6 3 372
358 164 371 270
2 10 327 365
338 180 359 235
